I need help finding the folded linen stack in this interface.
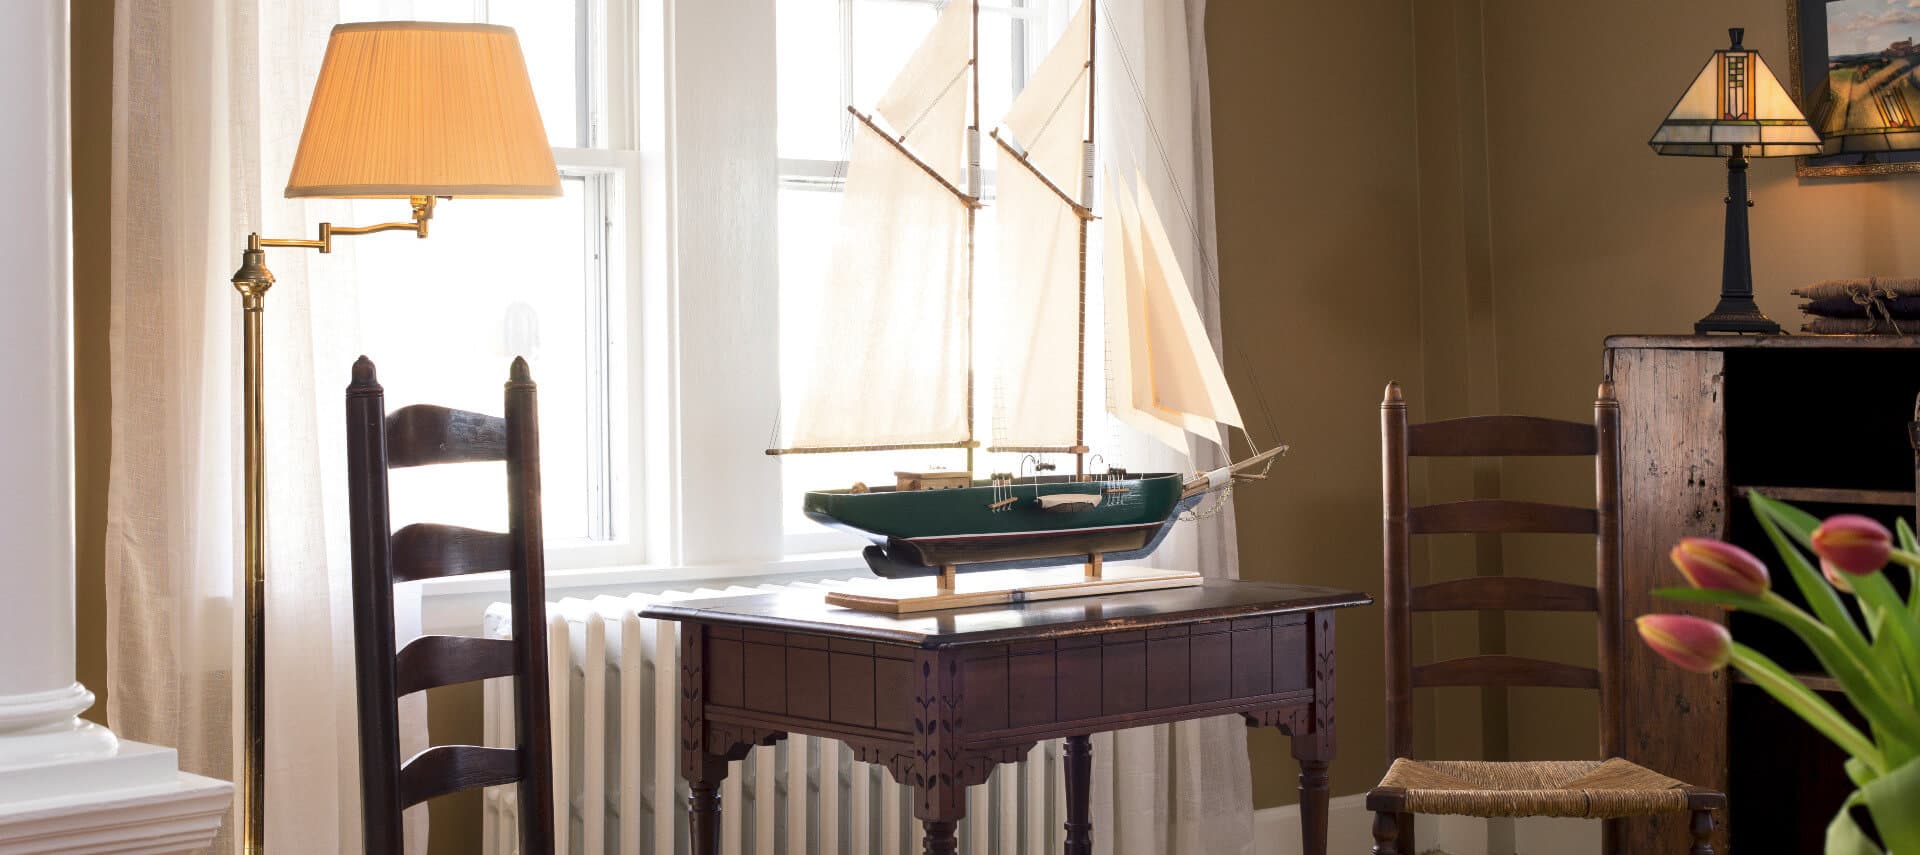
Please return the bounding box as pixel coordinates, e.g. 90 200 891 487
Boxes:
1793 277 1920 334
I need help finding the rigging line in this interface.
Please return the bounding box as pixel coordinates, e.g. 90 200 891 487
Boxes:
1010 65 1092 164
894 62 975 142
1096 0 1283 451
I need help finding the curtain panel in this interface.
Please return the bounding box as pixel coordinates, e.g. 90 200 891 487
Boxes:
108 1 427 852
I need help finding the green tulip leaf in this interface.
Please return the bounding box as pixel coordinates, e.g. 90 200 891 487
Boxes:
1732 644 1887 776
1750 494 1874 665
1751 491 1822 548
1863 756 1920 855
1827 790 1885 855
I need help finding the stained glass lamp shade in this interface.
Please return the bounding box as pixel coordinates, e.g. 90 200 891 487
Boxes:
1648 28 1821 334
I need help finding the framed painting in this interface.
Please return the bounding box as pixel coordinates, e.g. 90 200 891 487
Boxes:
1789 0 1920 176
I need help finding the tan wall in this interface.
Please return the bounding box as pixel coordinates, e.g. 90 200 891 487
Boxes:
1208 0 1429 808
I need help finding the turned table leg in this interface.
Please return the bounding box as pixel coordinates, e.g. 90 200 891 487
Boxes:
686 755 727 855
921 819 959 855
1064 735 1093 855
1291 732 1332 855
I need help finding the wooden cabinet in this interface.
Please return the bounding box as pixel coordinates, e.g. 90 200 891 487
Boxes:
1605 335 1920 854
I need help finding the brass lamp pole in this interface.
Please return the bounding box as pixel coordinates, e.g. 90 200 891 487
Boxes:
228 195 435 854
235 19 558 852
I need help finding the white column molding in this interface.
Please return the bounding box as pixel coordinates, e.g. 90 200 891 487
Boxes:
0 3 230 851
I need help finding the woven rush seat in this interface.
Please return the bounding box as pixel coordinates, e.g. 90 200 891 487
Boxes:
1377 757 1692 819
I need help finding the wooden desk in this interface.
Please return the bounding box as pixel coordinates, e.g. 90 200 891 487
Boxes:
644 579 1371 855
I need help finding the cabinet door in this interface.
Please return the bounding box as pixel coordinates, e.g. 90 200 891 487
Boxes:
1611 346 1729 854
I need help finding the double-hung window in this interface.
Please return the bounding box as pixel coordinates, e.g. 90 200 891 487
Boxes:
338 0 646 570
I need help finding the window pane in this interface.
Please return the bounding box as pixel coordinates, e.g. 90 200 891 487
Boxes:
344 177 603 543
488 0 585 147
777 0 847 162
336 0 586 148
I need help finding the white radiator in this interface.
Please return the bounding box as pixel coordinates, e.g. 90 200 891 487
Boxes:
480 581 1070 855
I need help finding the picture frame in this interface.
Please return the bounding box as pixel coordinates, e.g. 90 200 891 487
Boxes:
1788 0 1920 177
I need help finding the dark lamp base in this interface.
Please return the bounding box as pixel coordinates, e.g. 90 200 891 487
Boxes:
1694 300 1782 335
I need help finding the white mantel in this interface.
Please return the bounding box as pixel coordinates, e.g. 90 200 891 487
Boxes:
0 3 231 852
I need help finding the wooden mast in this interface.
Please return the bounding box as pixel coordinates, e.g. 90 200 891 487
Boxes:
1073 0 1095 478
966 0 980 477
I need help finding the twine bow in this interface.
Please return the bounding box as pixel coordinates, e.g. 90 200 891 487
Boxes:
1849 279 1904 335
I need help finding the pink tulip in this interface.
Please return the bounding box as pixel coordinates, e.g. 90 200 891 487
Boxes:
1822 559 1855 593
1670 538 1769 595
1636 614 1732 674
1812 515 1892 576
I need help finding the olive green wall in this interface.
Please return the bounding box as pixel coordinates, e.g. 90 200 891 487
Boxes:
72 0 112 727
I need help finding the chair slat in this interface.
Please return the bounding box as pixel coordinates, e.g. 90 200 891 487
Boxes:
1411 577 1599 612
395 634 517 696
1409 500 1597 535
399 745 522 809
391 523 512 583
1407 415 1597 457
386 404 507 468
1412 655 1600 690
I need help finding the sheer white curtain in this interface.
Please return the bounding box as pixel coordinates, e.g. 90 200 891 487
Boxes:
1069 0 1255 853
108 1 426 852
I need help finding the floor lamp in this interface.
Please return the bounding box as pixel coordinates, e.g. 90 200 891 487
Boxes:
230 21 559 852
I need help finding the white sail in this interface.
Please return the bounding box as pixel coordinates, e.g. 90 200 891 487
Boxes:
1001 1 1091 191
1129 171 1244 437
1102 172 1194 455
876 0 975 188
992 151 1083 449
990 2 1092 450
778 128 971 452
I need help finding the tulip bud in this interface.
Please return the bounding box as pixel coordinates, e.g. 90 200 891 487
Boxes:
1670 538 1769 596
1819 560 1858 594
1812 514 1892 576
1636 614 1732 674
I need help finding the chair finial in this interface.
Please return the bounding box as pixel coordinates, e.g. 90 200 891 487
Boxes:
350 355 378 387
1384 381 1404 404
510 356 532 383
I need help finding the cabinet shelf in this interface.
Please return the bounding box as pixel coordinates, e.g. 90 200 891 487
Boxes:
1732 485 1914 508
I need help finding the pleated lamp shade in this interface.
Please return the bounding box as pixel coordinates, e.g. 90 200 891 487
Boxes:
1648 29 1822 158
285 21 562 198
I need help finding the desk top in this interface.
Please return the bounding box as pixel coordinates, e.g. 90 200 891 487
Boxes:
641 579 1372 648
1605 334 1920 351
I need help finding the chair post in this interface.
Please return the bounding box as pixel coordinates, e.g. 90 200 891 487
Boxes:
505 357 556 854
344 357 404 855
1595 382 1625 759
1381 382 1414 764
1370 810 1400 855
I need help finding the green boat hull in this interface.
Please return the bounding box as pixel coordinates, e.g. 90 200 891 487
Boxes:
803 473 1192 577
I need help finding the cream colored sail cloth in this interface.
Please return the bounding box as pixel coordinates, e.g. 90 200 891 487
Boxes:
1105 171 1242 451
875 0 974 187
993 146 1083 449
1000 1 1091 187
991 3 1091 450
780 122 970 451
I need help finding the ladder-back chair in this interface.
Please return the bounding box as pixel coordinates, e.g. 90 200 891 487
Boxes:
345 356 555 855
1369 381 1724 855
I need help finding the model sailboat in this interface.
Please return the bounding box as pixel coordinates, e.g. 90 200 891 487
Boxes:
770 0 1282 612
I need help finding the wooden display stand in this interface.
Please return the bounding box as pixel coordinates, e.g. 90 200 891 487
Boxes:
824 556 1203 614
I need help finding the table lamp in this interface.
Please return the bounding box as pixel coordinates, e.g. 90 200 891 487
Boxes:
229 21 558 853
1648 28 1822 334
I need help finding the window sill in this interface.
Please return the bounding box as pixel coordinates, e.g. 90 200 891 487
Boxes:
413 551 874 635
418 550 871 598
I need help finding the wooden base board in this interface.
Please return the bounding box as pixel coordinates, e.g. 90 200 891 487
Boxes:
823 565 1205 614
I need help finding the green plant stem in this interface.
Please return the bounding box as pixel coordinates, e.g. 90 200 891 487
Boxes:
1733 643 1888 778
